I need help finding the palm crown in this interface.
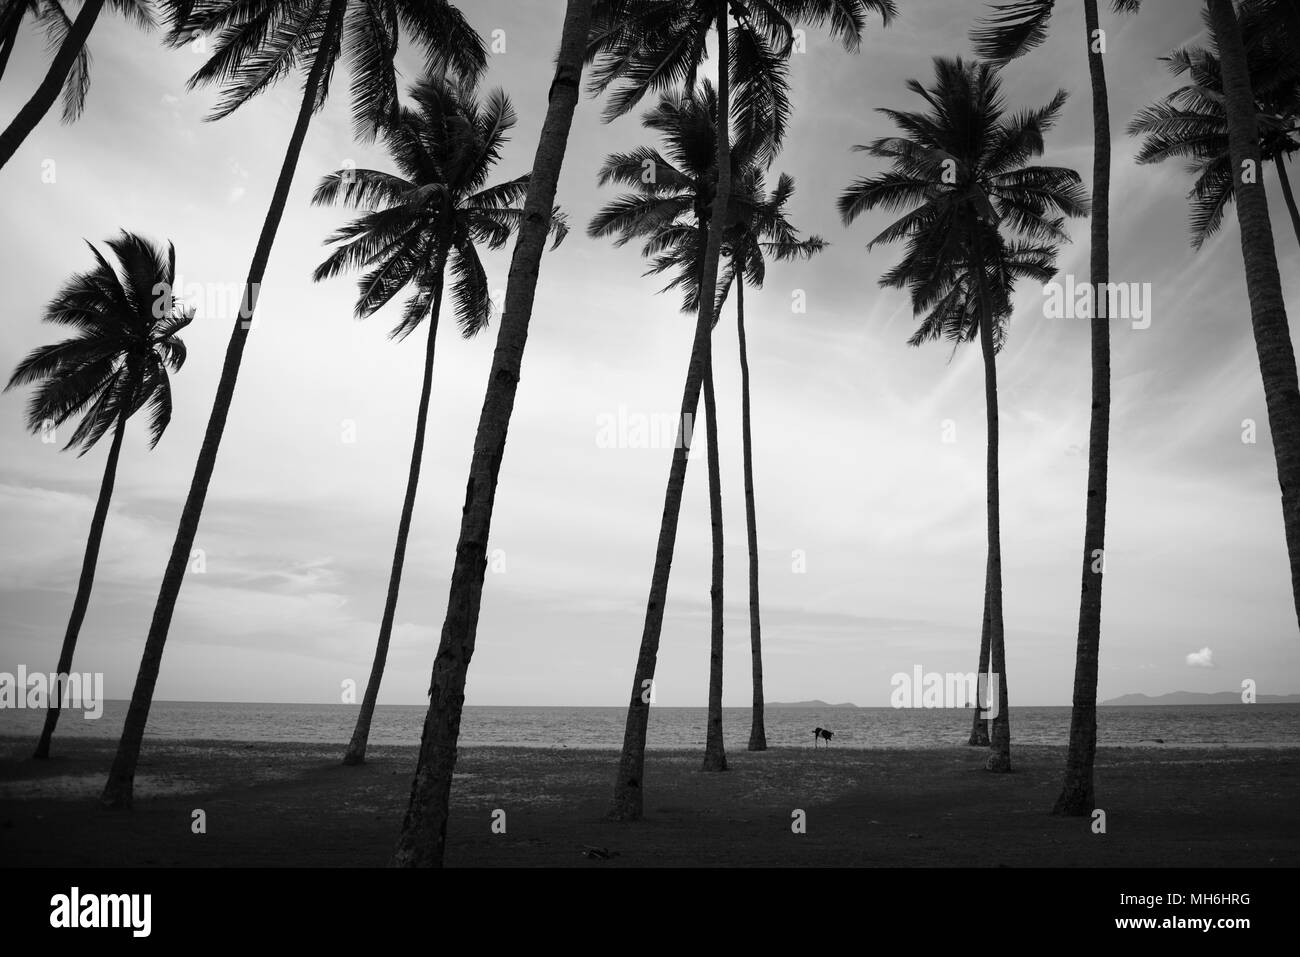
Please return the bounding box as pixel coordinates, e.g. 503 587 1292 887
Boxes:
589 82 766 310
712 167 827 313
653 163 828 317
906 234 1058 354
838 56 1087 320
1128 5 1300 248
5 230 193 453
161 0 485 134
590 82 825 325
312 75 569 340
586 0 896 162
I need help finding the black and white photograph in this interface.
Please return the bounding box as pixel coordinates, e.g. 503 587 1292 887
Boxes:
0 0 1296 930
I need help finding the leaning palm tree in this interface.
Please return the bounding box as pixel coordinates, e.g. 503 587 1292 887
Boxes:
0 0 155 169
652 163 828 752
391 0 592 869
973 0 1139 807
1203 0 1300 637
590 0 897 824
313 75 567 767
1129 24 1300 250
4 231 192 759
102 0 485 809
838 55 1088 772
590 82 763 773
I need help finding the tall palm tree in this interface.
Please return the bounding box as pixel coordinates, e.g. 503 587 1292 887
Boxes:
391 0 592 868
4 231 192 759
101 0 485 809
0 0 154 169
589 82 760 773
590 0 897 824
650 163 828 752
722 171 825 752
838 55 1087 772
1204 0 1300 635
1129 25 1300 250
973 0 1139 808
313 75 567 767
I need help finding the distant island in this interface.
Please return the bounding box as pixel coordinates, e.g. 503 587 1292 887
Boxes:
1101 691 1300 706
767 700 859 709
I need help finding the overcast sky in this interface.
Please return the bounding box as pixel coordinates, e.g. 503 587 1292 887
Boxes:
1 0 1298 709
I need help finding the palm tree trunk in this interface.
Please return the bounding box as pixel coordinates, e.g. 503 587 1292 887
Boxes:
100 0 349 809
343 253 448 767
971 223 1011 772
0 6 23 85
967 572 991 745
1208 0 1300 634
701 342 727 772
0 0 103 170
610 0 733 822
1055 0 1112 815
389 0 591 867
33 410 127 759
737 272 766 752
1274 156 1300 251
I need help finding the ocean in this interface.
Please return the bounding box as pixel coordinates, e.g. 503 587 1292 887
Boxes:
1 700 1297 750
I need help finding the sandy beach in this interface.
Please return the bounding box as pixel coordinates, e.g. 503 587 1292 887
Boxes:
2 738 1296 867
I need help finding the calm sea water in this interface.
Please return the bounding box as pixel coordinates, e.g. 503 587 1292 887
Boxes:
1 701 1297 749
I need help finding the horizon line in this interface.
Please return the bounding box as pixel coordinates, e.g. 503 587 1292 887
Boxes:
34 695 1300 709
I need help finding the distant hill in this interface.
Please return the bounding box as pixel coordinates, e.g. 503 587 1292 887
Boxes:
1101 691 1300 706
767 700 859 709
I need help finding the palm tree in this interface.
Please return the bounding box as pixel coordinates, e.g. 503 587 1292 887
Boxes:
641 161 828 753
720 170 825 751
101 0 485 809
589 82 760 773
313 75 567 767
4 231 192 759
1129 24 1300 250
838 55 1087 772
699 303 727 771
0 0 155 169
1204 0 1300 636
590 0 897 824
973 0 1139 808
391 0 592 868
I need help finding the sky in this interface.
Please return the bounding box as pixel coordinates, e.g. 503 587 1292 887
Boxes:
1 0 1298 710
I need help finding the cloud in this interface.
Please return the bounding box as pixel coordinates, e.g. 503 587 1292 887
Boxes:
1186 647 1214 668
